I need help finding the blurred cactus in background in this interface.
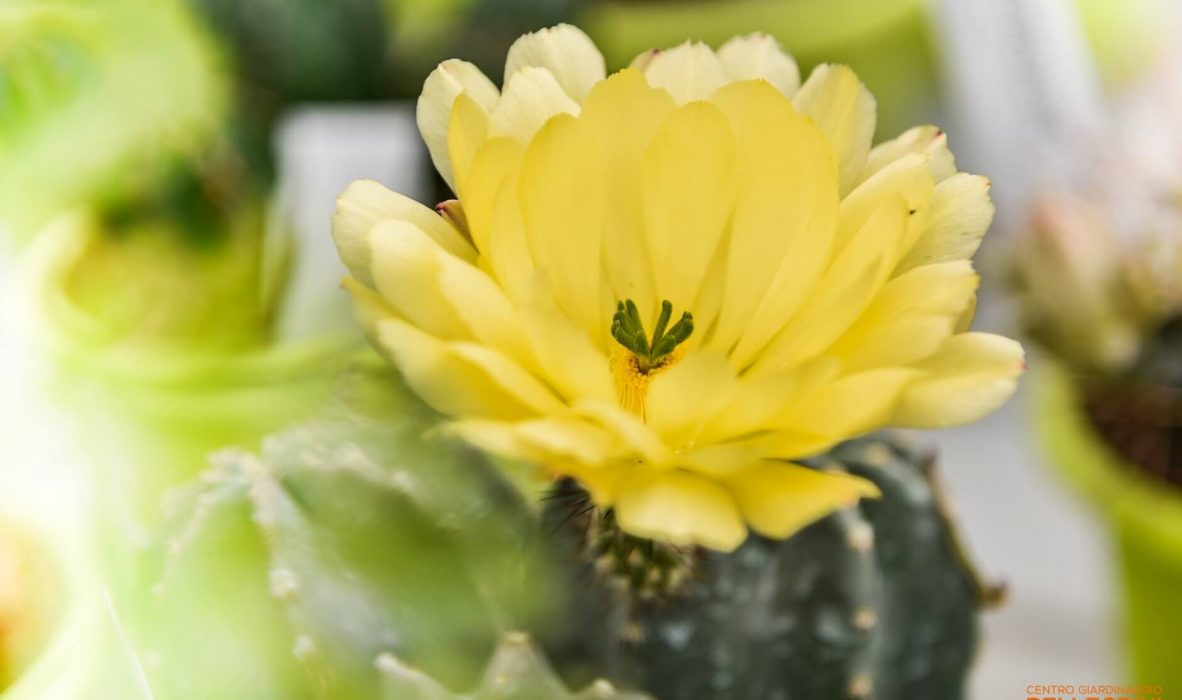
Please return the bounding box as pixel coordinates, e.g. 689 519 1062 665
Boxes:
0 0 226 244
0 521 60 691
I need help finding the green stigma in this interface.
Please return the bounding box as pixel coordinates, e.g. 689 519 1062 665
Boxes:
611 299 693 373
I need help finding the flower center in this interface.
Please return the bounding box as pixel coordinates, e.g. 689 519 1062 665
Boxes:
610 299 693 417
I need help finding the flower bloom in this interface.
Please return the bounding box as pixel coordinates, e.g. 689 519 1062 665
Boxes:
333 25 1024 551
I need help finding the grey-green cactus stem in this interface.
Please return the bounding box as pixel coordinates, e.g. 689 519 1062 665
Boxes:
544 434 989 700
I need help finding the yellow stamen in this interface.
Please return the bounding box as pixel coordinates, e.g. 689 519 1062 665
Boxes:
611 345 683 419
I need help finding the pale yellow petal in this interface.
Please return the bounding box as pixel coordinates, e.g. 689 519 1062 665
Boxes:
748 198 907 373
894 333 1025 428
717 33 800 96
676 442 766 478
863 125 956 184
367 223 538 369
744 430 841 461
367 220 468 335
793 64 876 195
573 400 672 466
895 174 995 275
459 136 523 254
341 276 398 333
828 261 979 373
775 368 921 439
518 113 605 340
640 101 737 314
485 170 537 303
645 351 738 448
503 24 605 102
579 69 675 311
520 301 615 403
707 80 838 357
332 179 476 286
698 356 841 443
836 152 934 259
614 470 747 551
374 318 562 420
417 59 500 189
449 417 619 465
726 463 879 539
448 92 491 198
562 461 632 507
488 66 579 143
640 41 727 105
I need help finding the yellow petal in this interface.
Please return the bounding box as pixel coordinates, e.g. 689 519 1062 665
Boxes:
707 80 838 358
863 125 956 184
579 69 675 311
448 92 491 198
744 430 841 461
332 179 475 286
417 59 500 189
374 318 563 420
895 174 995 275
726 463 879 539
645 350 738 448
561 461 632 507
573 400 672 466
828 261 979 373
640 101 737 314
793 64 876 195
676 442 765 478
614 470 747 551
368 218 537 369
488 66 579 143
717 33 800 96
341 276 398 334
776 368 920 439
520 300 615 403
449 417 619 465
749 197 907 373
503 24 606 102
640 41 727 105
894 332 1025 428
698 356 841 443
485 170 537 303
836 152 934 260
518 113 606 341
459 136 524 254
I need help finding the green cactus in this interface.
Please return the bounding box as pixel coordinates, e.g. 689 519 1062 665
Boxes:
546 434 998 700
0 0 225 242
132 359 578 699
378 631 648 700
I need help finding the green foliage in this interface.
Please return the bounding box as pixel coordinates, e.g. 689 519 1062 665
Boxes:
0 0 226 242
131 361 572 698
378 632 648 700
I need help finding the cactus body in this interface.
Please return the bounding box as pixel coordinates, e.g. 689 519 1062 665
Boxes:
379 632 648 700
548 435 994 700
140 361 569 699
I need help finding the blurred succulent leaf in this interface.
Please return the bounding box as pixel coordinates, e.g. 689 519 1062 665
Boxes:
27 205 276 356
377 632 650 700
0 0 226 243
138 360 567 698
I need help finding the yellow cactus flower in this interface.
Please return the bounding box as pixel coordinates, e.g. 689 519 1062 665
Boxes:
333 25 1024 551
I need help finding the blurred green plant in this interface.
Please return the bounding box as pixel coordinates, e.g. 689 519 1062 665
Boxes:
125 359 579 698
0 0 226 243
